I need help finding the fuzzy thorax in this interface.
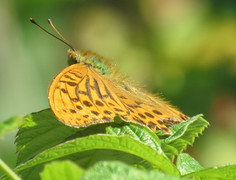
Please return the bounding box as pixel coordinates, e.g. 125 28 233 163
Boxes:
67 49 111 75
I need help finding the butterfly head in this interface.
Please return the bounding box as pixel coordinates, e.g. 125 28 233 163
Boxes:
68 49 111 75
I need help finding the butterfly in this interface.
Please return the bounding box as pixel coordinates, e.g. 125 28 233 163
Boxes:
30 18 189 134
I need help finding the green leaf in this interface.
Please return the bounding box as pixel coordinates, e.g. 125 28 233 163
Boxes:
0 115 23 138
105 122 166 169
82 161 184 180
161 115 209 160
106 116 163 153
70 149 151 169
16 109 153 166
17 165 44 180
16 109 210 178
176 153 204 175
15 109 79 166
15 135 179 176
16 109 165 169
40 160 84 180
184 164 236 180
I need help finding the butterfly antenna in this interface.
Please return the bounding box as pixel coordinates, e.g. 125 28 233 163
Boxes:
29 18 75 51
48 19 72 47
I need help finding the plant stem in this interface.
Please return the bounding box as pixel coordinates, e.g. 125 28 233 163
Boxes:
0 158 21 180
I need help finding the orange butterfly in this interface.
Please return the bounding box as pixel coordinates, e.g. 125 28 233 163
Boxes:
30 18 189 134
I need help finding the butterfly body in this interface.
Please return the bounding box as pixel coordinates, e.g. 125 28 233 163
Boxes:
48 49 189 134
68 50 111 75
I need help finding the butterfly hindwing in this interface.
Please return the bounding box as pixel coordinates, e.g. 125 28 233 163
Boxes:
107 82 173 134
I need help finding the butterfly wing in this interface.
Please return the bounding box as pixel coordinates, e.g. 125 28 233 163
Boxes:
108 81 189 134
48 63 129 128
48 63 188 134
49 63 92 126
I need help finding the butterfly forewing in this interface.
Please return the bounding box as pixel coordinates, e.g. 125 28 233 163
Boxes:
49 62 188 134
49 63 93 126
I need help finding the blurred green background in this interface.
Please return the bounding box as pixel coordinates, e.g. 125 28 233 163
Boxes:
0 0 236 171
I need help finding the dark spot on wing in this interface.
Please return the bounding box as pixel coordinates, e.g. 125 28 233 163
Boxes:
61 88 67 93
64 75 75 80
103 116 111 121
95 100 104 106
71 98 79 102
127 104 141 109
120 115 128 120
104 110 112 115
70 108 76 113
127 104 134 109
127 107 134 113
148 121 156 129
162 127 170 133
144 112 154 118
91 111 99 116
180 113 189 120
119 95 127 99
83 100 92 107
108 102 115 106
137 119 146 125
67 81 77 86
76 105 83 110
114 108 124 112
157 120 164 125
153 110 162 115
133 116 140 120
135 101 143 105
138 113 146 119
